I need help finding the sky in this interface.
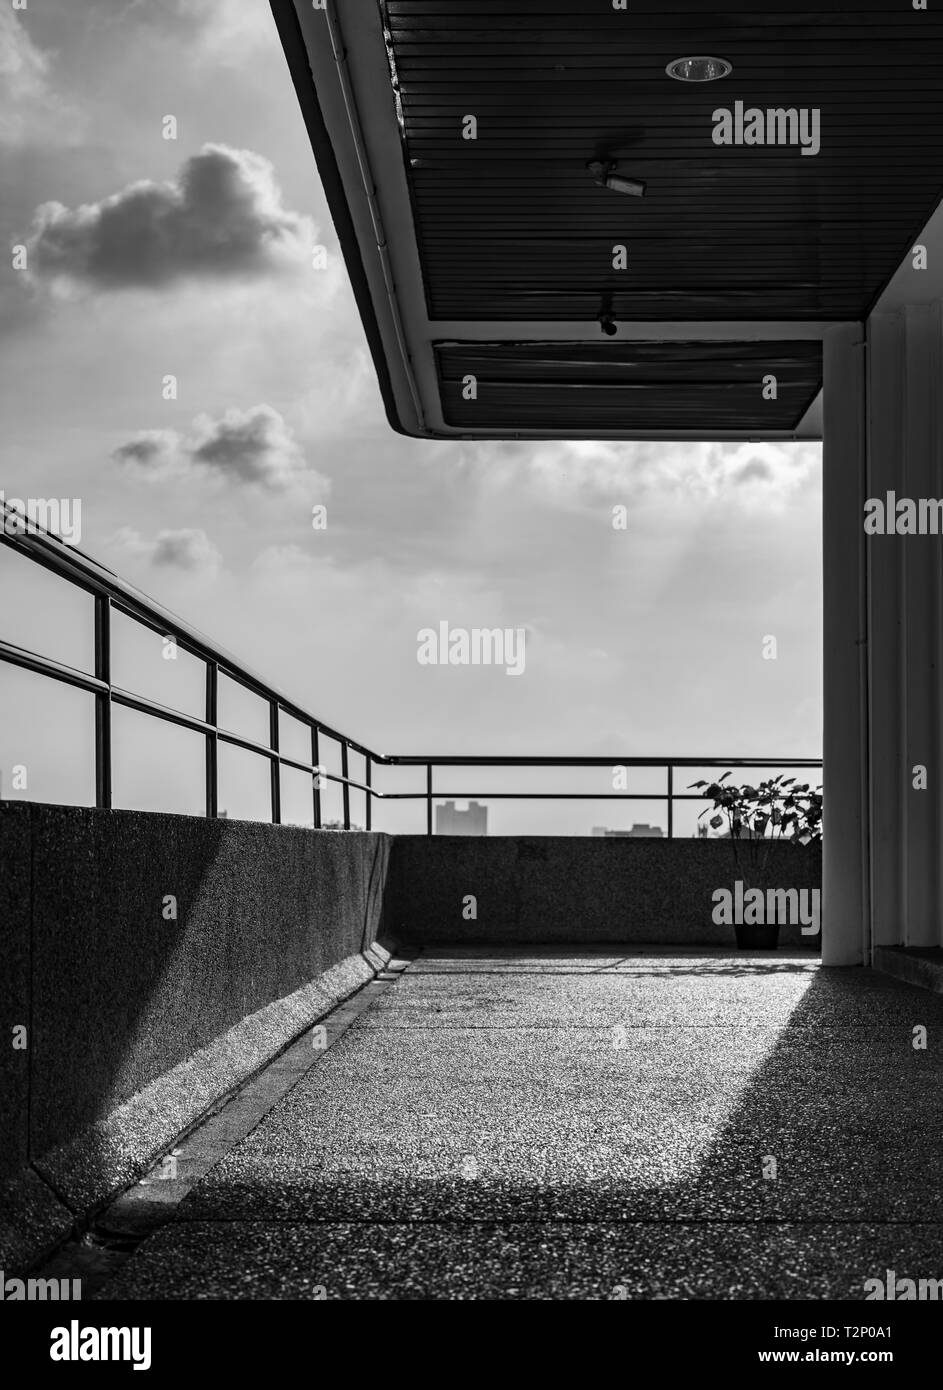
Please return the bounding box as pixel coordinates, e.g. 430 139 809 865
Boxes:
0 0 822 832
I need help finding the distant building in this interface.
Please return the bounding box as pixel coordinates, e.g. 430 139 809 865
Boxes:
697 821 762 839
436 800 487 835
592 823 664 838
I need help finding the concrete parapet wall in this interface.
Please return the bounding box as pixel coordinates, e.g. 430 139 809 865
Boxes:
0 803 393 1269
388 836 822 948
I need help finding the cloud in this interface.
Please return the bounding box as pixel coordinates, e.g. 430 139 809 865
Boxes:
152 528 221 571
467 437 820 518
113 525 221 573
735 458 774 485
0 10 56 144
113 404 328 492
25 144 311 288
111 431 177 469
189 405 308 488
176 0 276 66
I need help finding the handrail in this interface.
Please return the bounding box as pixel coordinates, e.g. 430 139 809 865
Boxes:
0 504 376 758
0 508 821 833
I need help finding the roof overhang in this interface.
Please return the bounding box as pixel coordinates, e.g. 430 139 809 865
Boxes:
271 1 943 443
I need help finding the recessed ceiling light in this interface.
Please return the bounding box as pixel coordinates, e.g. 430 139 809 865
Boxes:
666 55 732 83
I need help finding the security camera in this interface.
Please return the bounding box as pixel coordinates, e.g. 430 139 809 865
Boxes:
587 160 646 198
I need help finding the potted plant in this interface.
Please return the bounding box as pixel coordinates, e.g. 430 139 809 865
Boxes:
689 773 822 950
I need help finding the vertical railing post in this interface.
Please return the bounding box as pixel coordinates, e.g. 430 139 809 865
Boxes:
312 726 322 829
341 741 350 829
426 763 433 835
269 701 281 825
667 763 674 840
94 595 112 809
365 756 372 832
205 661 218 818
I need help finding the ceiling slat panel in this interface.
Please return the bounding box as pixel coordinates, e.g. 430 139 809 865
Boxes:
435 341 822 431
382 0 943 325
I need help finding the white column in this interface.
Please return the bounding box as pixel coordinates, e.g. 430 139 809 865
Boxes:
866 313 905 949
832 303 943 958
870 305 943 948
822 324 869 966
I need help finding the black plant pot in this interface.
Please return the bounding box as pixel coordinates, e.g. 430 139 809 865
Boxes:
734 920 780 951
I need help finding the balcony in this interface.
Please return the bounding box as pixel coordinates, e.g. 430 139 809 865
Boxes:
5 0 943 1338
0 506 909 1314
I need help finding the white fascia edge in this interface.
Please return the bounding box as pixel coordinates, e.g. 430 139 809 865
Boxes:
304 2 837 441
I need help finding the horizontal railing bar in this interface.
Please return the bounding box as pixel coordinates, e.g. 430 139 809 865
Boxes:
0 641 375 789
321 773 372 796
112 695 374 789
384 756 820 767
367 791 817 801
0 521 377 761
0 639 108 696
108 690 319 769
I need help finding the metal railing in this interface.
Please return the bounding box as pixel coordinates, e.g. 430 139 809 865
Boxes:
0 508 821 834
